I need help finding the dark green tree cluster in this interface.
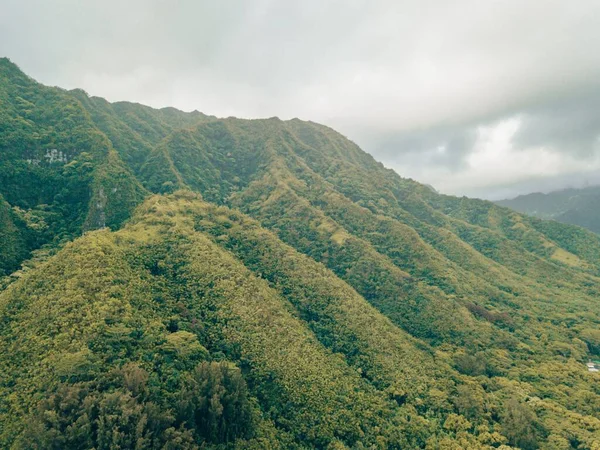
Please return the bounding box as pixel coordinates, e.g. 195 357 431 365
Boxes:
21 361 253 449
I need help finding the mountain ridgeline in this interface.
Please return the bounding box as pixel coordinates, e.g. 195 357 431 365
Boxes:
0 58 599 449
497 186 600 235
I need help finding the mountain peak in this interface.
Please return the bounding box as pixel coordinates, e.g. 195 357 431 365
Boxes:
0 57 29 81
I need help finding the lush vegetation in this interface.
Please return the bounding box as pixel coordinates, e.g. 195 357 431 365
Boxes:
1 58 599 449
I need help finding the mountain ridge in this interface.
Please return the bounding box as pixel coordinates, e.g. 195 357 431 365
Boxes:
497 185 600 234
1 58 599 449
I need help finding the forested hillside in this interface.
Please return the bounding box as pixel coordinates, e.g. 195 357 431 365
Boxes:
1 58 599 449
498 186 600 234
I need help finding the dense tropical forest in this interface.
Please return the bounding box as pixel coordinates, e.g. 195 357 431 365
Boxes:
0 57 599 449
498 186 600 235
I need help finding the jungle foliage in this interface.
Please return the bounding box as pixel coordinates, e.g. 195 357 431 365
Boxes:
1 58 599 449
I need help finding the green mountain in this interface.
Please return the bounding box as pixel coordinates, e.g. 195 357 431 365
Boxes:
1 58 599 449
497 186 600 234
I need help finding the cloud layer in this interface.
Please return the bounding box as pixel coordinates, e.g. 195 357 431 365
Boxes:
2 0 600 198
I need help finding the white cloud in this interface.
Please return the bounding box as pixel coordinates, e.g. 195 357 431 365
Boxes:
390 118 600 199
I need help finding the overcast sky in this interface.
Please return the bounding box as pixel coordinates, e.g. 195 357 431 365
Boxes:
2 0 600 199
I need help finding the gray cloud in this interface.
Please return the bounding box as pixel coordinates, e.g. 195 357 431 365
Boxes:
513 92 600 158
346 124 479 172
2 0 600 198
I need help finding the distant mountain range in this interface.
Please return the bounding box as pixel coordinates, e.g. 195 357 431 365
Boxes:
497 185 600 234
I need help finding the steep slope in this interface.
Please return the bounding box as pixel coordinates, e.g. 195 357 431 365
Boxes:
0 59 599 449
0 58 147 275
153 119 600 447
1 192 504 449
69 89 212 174
497 186 600 234
0 193 34 276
